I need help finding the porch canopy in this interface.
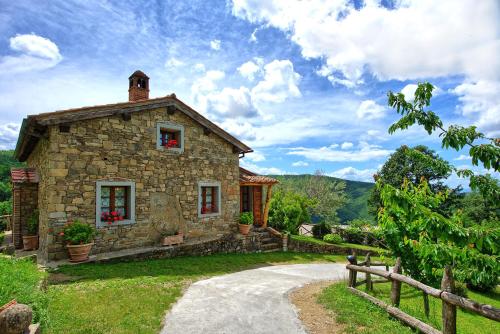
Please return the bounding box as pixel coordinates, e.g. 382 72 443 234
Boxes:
239 167 278 227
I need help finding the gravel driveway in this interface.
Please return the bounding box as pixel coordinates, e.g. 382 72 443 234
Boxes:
160 263 348 334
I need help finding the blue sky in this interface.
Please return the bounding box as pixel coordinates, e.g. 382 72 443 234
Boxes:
0 0 499 185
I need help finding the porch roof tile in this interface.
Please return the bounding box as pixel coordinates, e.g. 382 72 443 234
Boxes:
239 167 278 185
11 168 39 183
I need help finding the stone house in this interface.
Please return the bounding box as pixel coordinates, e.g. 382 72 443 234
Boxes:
13 71 277 263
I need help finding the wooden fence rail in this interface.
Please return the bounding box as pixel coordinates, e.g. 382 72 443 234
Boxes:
346 254 500 334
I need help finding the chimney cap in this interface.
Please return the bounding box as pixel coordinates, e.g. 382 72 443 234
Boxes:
129 70 149 79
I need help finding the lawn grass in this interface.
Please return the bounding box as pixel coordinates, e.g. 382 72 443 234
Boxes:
290 234 388 253
46 252 345 334
0 256 48 325
319 281 500 334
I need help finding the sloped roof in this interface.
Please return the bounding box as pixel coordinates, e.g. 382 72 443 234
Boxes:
11 168 39 183
14 94 252 161
239 167 278 185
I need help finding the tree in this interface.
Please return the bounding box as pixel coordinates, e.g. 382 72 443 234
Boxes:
377 82 499 291
304 170 347 223
369 145 461 217
268 190 316 234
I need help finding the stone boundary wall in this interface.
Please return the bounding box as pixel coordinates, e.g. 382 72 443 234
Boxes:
92 231 283 264
287 238 383 257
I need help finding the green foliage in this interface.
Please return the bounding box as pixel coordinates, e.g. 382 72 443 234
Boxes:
61 220 96 245
27 210 39 236
460 190 499 226
0 199 12 216
272 171 348 223
378 180 499 290
369 145 460 217
268 190 314 234
312 220 332 238
323 233 343 244
0 150 24 202
387 82 500 199
239 212 253 225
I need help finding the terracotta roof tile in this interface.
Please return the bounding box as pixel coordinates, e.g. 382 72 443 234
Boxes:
239 167 278 185
11 168 39 183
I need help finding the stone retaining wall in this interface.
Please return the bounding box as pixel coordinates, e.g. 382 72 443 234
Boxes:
287 238 382 256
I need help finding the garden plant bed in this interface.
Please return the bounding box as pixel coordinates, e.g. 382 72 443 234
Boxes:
289 235 388 256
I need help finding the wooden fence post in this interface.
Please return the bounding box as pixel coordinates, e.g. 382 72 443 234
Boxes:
441 265 457 334
347 255 358 287
423 292 430 318
390 257 402 307
365 253 372 291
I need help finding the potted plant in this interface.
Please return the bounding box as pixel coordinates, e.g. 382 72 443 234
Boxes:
23 210 39 251
238 212 253 235
162 228 184 246
60 220 96 262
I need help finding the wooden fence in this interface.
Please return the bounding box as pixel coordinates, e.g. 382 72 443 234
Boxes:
346 254 500 334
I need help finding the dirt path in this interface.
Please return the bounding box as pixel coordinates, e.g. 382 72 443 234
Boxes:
289 281 344 334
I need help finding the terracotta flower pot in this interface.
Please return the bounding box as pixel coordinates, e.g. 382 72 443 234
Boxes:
239 224 251 235
67 243 93 263
22 235 38 251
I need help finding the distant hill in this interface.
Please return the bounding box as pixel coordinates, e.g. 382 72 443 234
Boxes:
270 174 375 224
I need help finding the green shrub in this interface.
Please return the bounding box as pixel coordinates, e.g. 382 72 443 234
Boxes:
26 210 39 236
239 212 253 225
323 233 343 244
0 232 4 244
268 190 314 234
61 220 96 245
312 220 332 238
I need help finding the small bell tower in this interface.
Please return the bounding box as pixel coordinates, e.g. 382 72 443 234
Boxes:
128 70 150 102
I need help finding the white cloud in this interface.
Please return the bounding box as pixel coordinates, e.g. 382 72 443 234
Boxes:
454 154 470 161
246 150 266 162
217 119 257 141
191 70 226 113
240 160 286 175
206 86 259 118
251 59 301 103
356 100 386 120
328 167 376 182
288 141 392 162
210 39 221 50
292 161 309 167
0 33 62 73
237 58 263 81
232 0 500 87
249 28 259 42
194 63 206 72
0 123 21 149
165 57 184 68
452 80 500 136
340 142 353 150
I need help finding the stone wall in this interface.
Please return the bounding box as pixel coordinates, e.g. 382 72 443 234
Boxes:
27 107 241 262
287 238 382 256
11 183 38 249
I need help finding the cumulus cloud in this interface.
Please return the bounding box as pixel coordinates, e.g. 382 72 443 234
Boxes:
217 119 257 141
452 80 500 136
454 154 470 161
207 86 259 118
287 141 392 162
0 123 21 149
0 33 62 73
356 100 386 120
210 39 221 50
237 58 263 81
251 59 301 103
240 160 286 175
328 167 376 182
245 150 266 162
340 142 353 150
165 57 184 69
232 0 500 86
292 161 309 167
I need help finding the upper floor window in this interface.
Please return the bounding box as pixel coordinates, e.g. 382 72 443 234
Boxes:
156 121 184 153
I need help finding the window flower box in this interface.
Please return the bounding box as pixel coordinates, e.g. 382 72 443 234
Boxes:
162 232 184 246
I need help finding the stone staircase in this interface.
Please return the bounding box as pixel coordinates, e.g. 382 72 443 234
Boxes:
252 227 282 253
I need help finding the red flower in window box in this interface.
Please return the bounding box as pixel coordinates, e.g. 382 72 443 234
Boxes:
166 139 178 148
101 211 124 224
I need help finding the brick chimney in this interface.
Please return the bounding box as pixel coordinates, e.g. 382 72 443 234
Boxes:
128 70 149 101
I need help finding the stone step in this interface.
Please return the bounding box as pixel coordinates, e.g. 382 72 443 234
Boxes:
262 248 282 253
261 243 280 250
261 237 275 244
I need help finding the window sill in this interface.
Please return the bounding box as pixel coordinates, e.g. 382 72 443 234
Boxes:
158 146 183 154
198 212 221 219
97 219 136 228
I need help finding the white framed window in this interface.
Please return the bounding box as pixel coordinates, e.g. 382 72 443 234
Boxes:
198 181 221 218
96 180 135 227
156 121 184 153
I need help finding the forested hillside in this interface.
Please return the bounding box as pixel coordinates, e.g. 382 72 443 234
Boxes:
271 174 375 224
0 150 24 215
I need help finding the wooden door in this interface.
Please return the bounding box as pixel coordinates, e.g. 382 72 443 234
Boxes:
252 186 262 225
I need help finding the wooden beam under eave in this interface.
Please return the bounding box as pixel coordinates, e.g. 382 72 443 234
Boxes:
262 183 274 228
